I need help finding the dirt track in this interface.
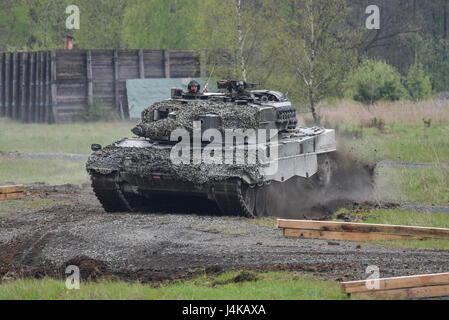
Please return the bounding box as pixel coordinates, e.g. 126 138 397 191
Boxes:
1 184 449 283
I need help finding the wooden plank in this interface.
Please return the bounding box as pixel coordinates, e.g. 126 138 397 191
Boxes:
45 51 51 123
277 219 449 239
0 52 4 117
0 192 24 200
282 228 421 241
341 272 449 294
350 284 449 299
20 52 28 122
163 50 170 78
28 52 36 123
138 49 145 79
39 51 45 122
0 185 24 194
113 50 120 116
0 49 210 123
50 50 58 123
11 52 18 119
4 53 10 117
41 52 46 122
34 51 41 122
86 50 93 108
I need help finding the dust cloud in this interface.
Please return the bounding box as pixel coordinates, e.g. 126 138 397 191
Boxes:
265 144 377 219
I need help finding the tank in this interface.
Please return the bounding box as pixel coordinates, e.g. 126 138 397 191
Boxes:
86 80 337 217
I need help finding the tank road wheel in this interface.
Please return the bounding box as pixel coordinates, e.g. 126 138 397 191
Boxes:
240 183 256 217
214 179 268 218
90 171 133 212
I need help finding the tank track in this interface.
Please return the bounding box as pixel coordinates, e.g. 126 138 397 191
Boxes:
213 179 265 218
90 171 262 217
89 171 330 218
90 171 133 212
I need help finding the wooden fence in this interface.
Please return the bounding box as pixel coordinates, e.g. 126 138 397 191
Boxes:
0 49 206 123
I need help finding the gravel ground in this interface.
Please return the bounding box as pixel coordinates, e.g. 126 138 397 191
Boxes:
0 184 449 283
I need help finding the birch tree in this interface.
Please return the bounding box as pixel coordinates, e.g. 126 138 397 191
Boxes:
192 0 275 81
275 0 359 123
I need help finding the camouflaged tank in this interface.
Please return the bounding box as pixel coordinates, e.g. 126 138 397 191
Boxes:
86 80 337 217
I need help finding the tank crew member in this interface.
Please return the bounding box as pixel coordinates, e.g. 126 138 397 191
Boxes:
187 80 201 95
234 80 252 99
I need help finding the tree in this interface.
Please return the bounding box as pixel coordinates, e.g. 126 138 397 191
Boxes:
274 0 359 123
0 0 34 51
406 61 433 101
28 0 73 50
120 0 197 49
191 0 277 81
72 0 128 49
344 59 409 104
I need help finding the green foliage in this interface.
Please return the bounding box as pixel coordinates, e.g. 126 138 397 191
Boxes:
271 0 359 122
0 3 34 51
2 0 448 102
121 0 197 49
72 0 128 49
406 62 433 101
344 60 409 104
416 36 449 93
27 0 73 50
191 0 276 80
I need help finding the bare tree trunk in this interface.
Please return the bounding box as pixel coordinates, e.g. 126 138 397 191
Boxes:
235 0 247 81
307 0 319 124
309 88 319 124
444 0 448 39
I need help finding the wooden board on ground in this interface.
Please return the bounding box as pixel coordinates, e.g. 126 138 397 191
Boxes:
277 219 449 240
0 185 25 200
0 185 24 194
350 284 449 299
283 228 424 241
0 192 24 200
341 272 449 299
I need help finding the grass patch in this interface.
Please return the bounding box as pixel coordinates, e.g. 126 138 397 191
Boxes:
375 166 449 204
0 198 67 215
0 271 346 300
0 158 89 185
342 124 449 164
334 209 449 250
345 209 449 228
370 239 449 251
0 118 133 155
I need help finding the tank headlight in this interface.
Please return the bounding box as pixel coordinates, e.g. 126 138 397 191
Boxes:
91 144 102 151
